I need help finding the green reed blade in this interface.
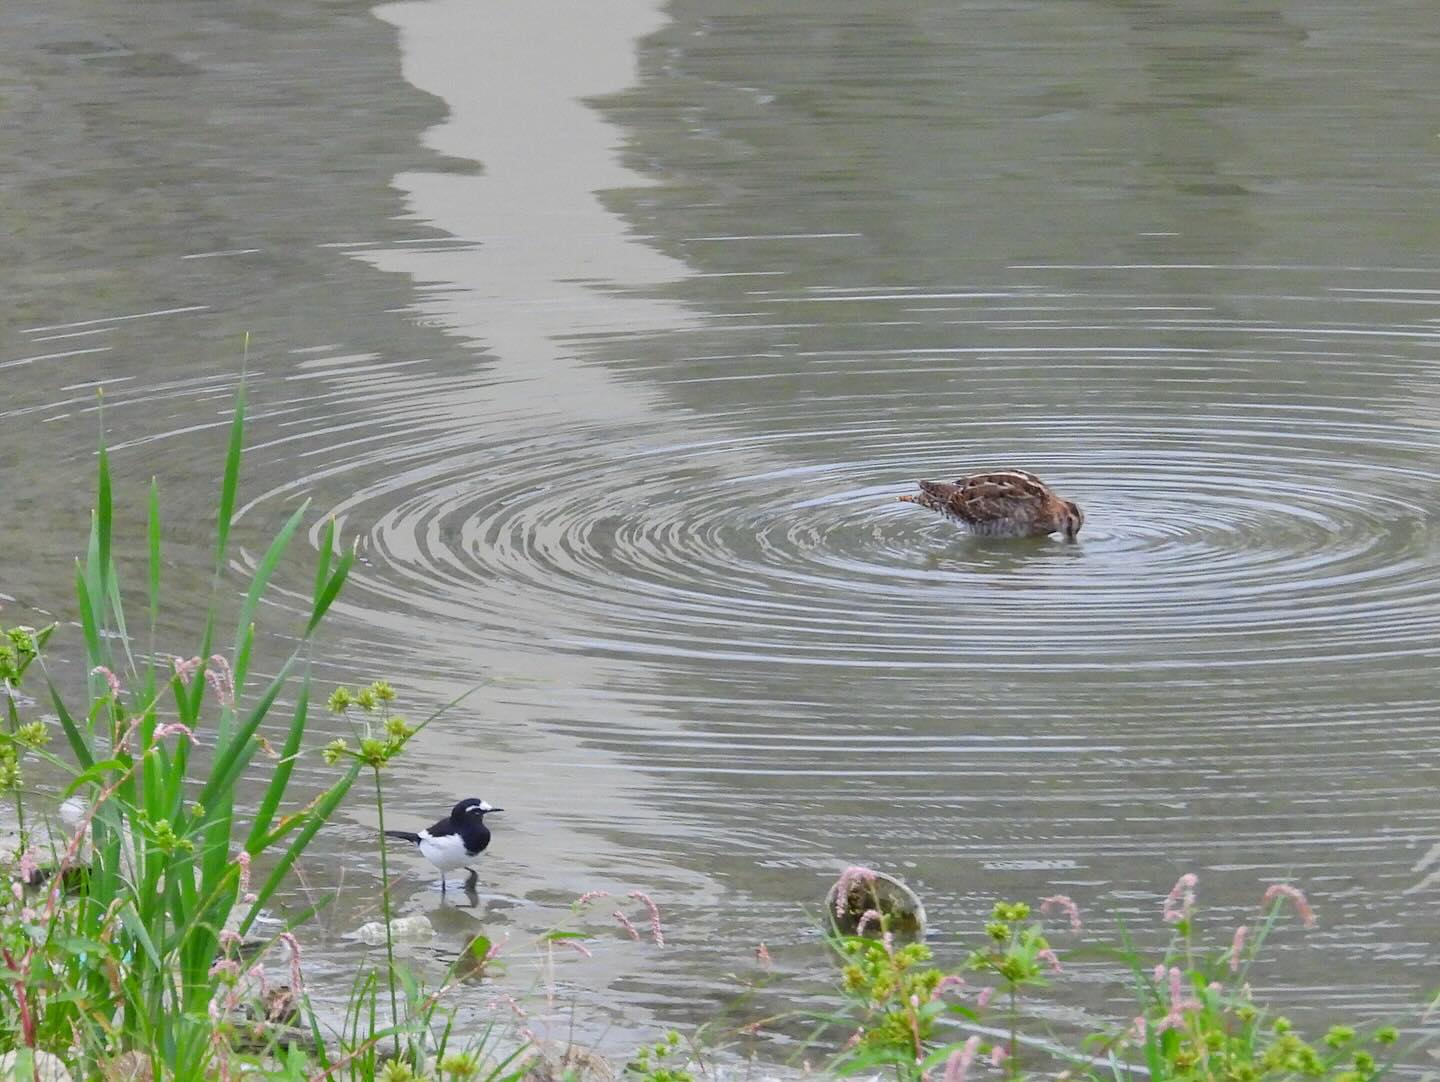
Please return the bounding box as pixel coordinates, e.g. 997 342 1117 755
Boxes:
233 500 309 692
96 439 112 602
214 381 247 576
245 678 310 851
74 565 103 677
307 544 356 634
314 517 335 601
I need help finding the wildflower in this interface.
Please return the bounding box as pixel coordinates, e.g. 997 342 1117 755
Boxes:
1375 1027 1398 1045
1260 883 1317 928
989 1046 1009 1068
14 723 47 750
326 687 353 713
614 910 640 941
370 680 397 702
557 939 593 959
975 987 994 1009
1229 925 1249 972
152 723 199 747
1038 948 1063 974
16 849 38 884
941 1036 981 1082
1040 894 1082 933
855 908 883 936
205 655 235 707
575 889 610 907
625 891 664 946
1324 1026 1356 1049
1128 1017 1147 1042
354 687 378 711
931 974 966 1000
833 865 878 917
90 666 123 698
486 994 528 1019
237 851 258 903
384 715 414 740
276 931 303 994
438 1052 482 1080
170 655 203 680
1163 872 1198 924
756 942 772 966
358 736 387 766
322 738 349 765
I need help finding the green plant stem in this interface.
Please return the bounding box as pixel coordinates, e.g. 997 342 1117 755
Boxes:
373 766 401 1061
1008 985 1017 1070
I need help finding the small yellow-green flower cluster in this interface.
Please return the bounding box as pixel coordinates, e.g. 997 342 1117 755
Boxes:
323 680 414 769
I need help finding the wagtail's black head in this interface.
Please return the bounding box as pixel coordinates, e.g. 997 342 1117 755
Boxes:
451 797 501 822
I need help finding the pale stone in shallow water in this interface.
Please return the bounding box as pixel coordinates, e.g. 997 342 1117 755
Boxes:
354 914 434 945
0 1050 74 1081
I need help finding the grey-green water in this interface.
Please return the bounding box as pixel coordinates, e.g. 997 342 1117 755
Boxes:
4 0 1440 1059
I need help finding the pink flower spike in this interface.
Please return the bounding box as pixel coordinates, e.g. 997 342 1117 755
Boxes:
931 974 966 1001
975 986 994 1009
855 908 883 936
170 655 203 680
575 890 610 907
1129 1016 1147 1042
1261 883 1317 928
1163 873 1198 924
756 942 772 966
558 939 593 959
833 865 878 917
1039 948 1063 974
205 655 235 708
277 932 302 995
627 890 665 947
989 1046 1009 1068
1040 894 1083 933
90 666 123 698
613 910 640 941
1229 925 1249 972
153 723 199 747
16 849 39 885
1167 966 1183 1007
236 851 258 903
941 1036 981 1082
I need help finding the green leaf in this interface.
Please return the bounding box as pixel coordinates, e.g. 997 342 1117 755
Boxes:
232 500 309 691
245 679 310 851
214 380 247 574
147 478 162 646
307 543 355 634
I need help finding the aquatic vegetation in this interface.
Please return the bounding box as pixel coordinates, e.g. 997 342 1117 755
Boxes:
819 867 1421 1082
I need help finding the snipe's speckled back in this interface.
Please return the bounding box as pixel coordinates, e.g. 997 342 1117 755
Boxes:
898 470 1084 541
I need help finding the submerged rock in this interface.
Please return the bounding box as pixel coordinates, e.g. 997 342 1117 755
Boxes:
0 1050 74 1081
354 914 435 945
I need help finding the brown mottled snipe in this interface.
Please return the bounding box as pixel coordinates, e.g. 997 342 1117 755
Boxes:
898 470 1084 541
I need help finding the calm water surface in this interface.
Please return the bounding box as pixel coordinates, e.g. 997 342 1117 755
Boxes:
4 0 1440 1058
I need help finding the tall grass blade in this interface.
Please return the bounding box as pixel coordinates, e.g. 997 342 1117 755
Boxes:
307 545 356 634
147 477 162 663
232 500 309 691
214 381 247 575
245 678 310 851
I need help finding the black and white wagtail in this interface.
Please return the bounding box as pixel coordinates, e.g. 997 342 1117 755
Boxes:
383 797 501 895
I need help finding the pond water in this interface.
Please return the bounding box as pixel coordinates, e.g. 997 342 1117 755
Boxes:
4 0 1440 1061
